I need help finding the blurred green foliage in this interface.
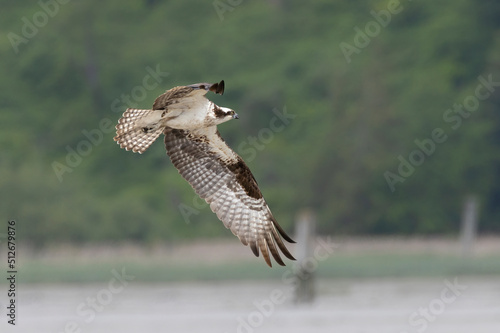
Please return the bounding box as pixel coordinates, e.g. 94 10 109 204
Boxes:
2 0 500 246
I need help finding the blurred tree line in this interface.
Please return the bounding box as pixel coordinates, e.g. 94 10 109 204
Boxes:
1 0 499 246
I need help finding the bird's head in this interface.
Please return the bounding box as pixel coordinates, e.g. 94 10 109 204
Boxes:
214 106 239 124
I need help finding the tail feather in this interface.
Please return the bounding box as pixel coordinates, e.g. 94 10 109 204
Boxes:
113 108 163 154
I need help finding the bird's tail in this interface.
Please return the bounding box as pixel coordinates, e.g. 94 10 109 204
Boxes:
113 108 163 154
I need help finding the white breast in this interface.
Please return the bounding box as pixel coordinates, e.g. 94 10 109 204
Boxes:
163 99 214 130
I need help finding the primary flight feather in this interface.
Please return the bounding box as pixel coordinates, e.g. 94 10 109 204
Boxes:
114 80 295 267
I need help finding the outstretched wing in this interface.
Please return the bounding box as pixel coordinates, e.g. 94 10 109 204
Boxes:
164 126 295 267
152 80 224 110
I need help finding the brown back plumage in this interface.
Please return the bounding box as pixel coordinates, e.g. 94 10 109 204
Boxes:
152 81 224 110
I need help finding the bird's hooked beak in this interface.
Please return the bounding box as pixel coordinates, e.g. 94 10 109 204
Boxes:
233 113 239 119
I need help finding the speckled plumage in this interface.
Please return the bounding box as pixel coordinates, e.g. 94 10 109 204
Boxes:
113 81 295 267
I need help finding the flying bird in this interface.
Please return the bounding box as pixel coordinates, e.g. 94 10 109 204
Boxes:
113 80 295 266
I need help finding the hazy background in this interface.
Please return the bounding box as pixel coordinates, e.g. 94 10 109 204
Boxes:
2 0 500 243
1 0 499 332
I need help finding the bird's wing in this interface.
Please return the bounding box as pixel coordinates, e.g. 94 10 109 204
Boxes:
164 126 295 267
152 80 224 110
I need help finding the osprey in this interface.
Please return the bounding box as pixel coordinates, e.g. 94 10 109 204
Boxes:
113 80 295 266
